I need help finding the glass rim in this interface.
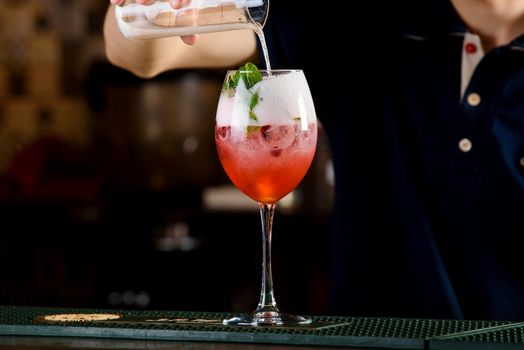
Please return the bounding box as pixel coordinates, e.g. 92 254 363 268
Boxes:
226 69 303 74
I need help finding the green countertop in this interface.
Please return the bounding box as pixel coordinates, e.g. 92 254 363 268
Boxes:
1 306 523 349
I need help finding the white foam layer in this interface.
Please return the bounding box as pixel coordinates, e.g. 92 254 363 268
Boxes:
216 71 317 127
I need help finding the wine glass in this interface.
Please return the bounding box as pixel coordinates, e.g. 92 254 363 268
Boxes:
215 69 317 326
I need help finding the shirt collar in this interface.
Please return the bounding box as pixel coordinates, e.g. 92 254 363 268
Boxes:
400 0 524 50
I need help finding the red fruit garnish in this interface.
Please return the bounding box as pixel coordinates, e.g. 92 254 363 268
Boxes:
260 125 271 140
216 126 230 140
270 148 282 157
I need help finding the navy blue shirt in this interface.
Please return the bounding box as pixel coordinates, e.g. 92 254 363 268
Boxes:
263 1 524 320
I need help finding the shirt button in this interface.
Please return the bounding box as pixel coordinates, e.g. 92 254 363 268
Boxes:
459 138 473 153
465 43 477 54
467 92 481 106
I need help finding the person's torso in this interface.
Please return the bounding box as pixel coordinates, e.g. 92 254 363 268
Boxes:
263 0 524 320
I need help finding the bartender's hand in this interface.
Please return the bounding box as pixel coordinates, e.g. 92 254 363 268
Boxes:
105 0 257 77
109 0 198 45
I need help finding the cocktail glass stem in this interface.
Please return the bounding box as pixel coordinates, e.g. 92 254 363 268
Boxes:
222 201 311 326
255 203 280 317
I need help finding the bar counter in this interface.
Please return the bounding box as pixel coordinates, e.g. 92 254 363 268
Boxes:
1 306 523 349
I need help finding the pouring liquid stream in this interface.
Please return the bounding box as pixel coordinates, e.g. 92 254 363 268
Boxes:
253 24 271 71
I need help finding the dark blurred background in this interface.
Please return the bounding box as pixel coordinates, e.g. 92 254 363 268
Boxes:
0 0 333 316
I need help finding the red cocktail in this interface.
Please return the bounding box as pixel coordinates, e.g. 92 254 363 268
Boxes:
216 67 317 326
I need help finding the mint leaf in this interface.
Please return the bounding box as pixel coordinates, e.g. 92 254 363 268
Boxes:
249 110 259 122
223 70 241 92
241 62 262 89
222 63 263 124
246 126 261 138
249 90 260 121
249 90 260 110
222 62 262 92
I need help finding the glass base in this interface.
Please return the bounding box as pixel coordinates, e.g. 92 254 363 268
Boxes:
223 311 312 326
